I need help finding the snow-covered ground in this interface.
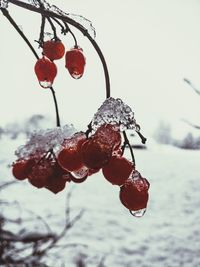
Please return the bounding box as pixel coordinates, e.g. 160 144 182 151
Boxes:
1 136 200 267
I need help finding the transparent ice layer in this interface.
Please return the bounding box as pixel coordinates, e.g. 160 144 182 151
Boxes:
91 97 139 132
23 0 96 38
0 0 8 8
15 124 76 159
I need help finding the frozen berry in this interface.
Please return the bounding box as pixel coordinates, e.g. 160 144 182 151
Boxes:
120 173 150 211
34 56 57 88
43 40 65 61
57 148 83 172
95 124 121 149
12 159 35 180
45 175 67 194
57 132 86 172
28 158 54 188
65 47 86 79
81 137 112 169
102 156 133 186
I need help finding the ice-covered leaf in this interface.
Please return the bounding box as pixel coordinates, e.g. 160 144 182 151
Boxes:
91 97 139 132
15 124 76 159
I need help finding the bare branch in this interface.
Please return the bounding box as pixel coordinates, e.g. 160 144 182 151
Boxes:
182 119 200 130
183 78 200 96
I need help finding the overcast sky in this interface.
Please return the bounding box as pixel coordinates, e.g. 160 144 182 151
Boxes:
0 0 200 138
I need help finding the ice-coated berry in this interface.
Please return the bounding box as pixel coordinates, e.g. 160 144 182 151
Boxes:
45 175 67 194
43 40 65 61
12 159 35 180
102 156 133 186
95 124 121 151
81 137 112 169
28 158 54 188
57 147 83 172
34 57 57 88
57 132 86 172
120 174 150 211
65 47 86 79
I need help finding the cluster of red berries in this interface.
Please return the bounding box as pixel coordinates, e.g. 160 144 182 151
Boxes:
12 123 150 215
34 39 86 88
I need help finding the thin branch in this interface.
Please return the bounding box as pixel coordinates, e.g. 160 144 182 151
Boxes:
184 78 200 96
182 119 200 130
37 15 46 47
50 87 61 127
122 131 136 166
0 181 16 191
46 17 58 40
1 8 39 59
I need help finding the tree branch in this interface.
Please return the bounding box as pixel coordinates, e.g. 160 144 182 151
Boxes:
184 78 200 96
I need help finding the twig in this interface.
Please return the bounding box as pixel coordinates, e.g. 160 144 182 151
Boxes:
182 119 200 130
184 78 200 96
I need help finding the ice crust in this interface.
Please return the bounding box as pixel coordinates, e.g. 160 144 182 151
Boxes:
15 0 96 38
15 124 76 159
91 97 139 131
0 0 8 8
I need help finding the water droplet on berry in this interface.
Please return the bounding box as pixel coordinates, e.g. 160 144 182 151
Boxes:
71 166 88 179
130 208 146 218
70 72 83 79
39 81 52 88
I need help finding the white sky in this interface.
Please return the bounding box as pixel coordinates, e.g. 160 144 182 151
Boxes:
0 0 200 138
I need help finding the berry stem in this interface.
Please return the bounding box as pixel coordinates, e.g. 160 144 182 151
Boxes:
37 14 46 47
122 131 136 166
51 17 67 34
136 131 147 144
1 7 61 128
50 87 61 127
47 17 58 40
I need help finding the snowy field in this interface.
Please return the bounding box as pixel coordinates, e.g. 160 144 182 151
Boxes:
1 136 200 267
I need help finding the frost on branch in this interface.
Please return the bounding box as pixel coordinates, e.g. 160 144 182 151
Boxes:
0 0 8 8
15 124 76 159
21 0 96 38
91 97 139 132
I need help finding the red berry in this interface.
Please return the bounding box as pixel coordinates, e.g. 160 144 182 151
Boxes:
12 159 34 180
95 124 121 152
57 148 83 172
28 158 54 188
65 47 86 79
102 156 133 186
34 57 57 88
45 175 67 194
43 40 65 61
81 137 112 169
58 132 86 172
120 174 150 211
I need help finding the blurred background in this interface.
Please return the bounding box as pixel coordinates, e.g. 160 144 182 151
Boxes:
0 0 200 266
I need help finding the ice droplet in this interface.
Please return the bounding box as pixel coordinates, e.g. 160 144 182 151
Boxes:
130 208 146 218
70 72 83 79
71 166 88 183
15 124 76 160
39 81 52 88
0 0 8 8
91 97 138 132
71 166 88 179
